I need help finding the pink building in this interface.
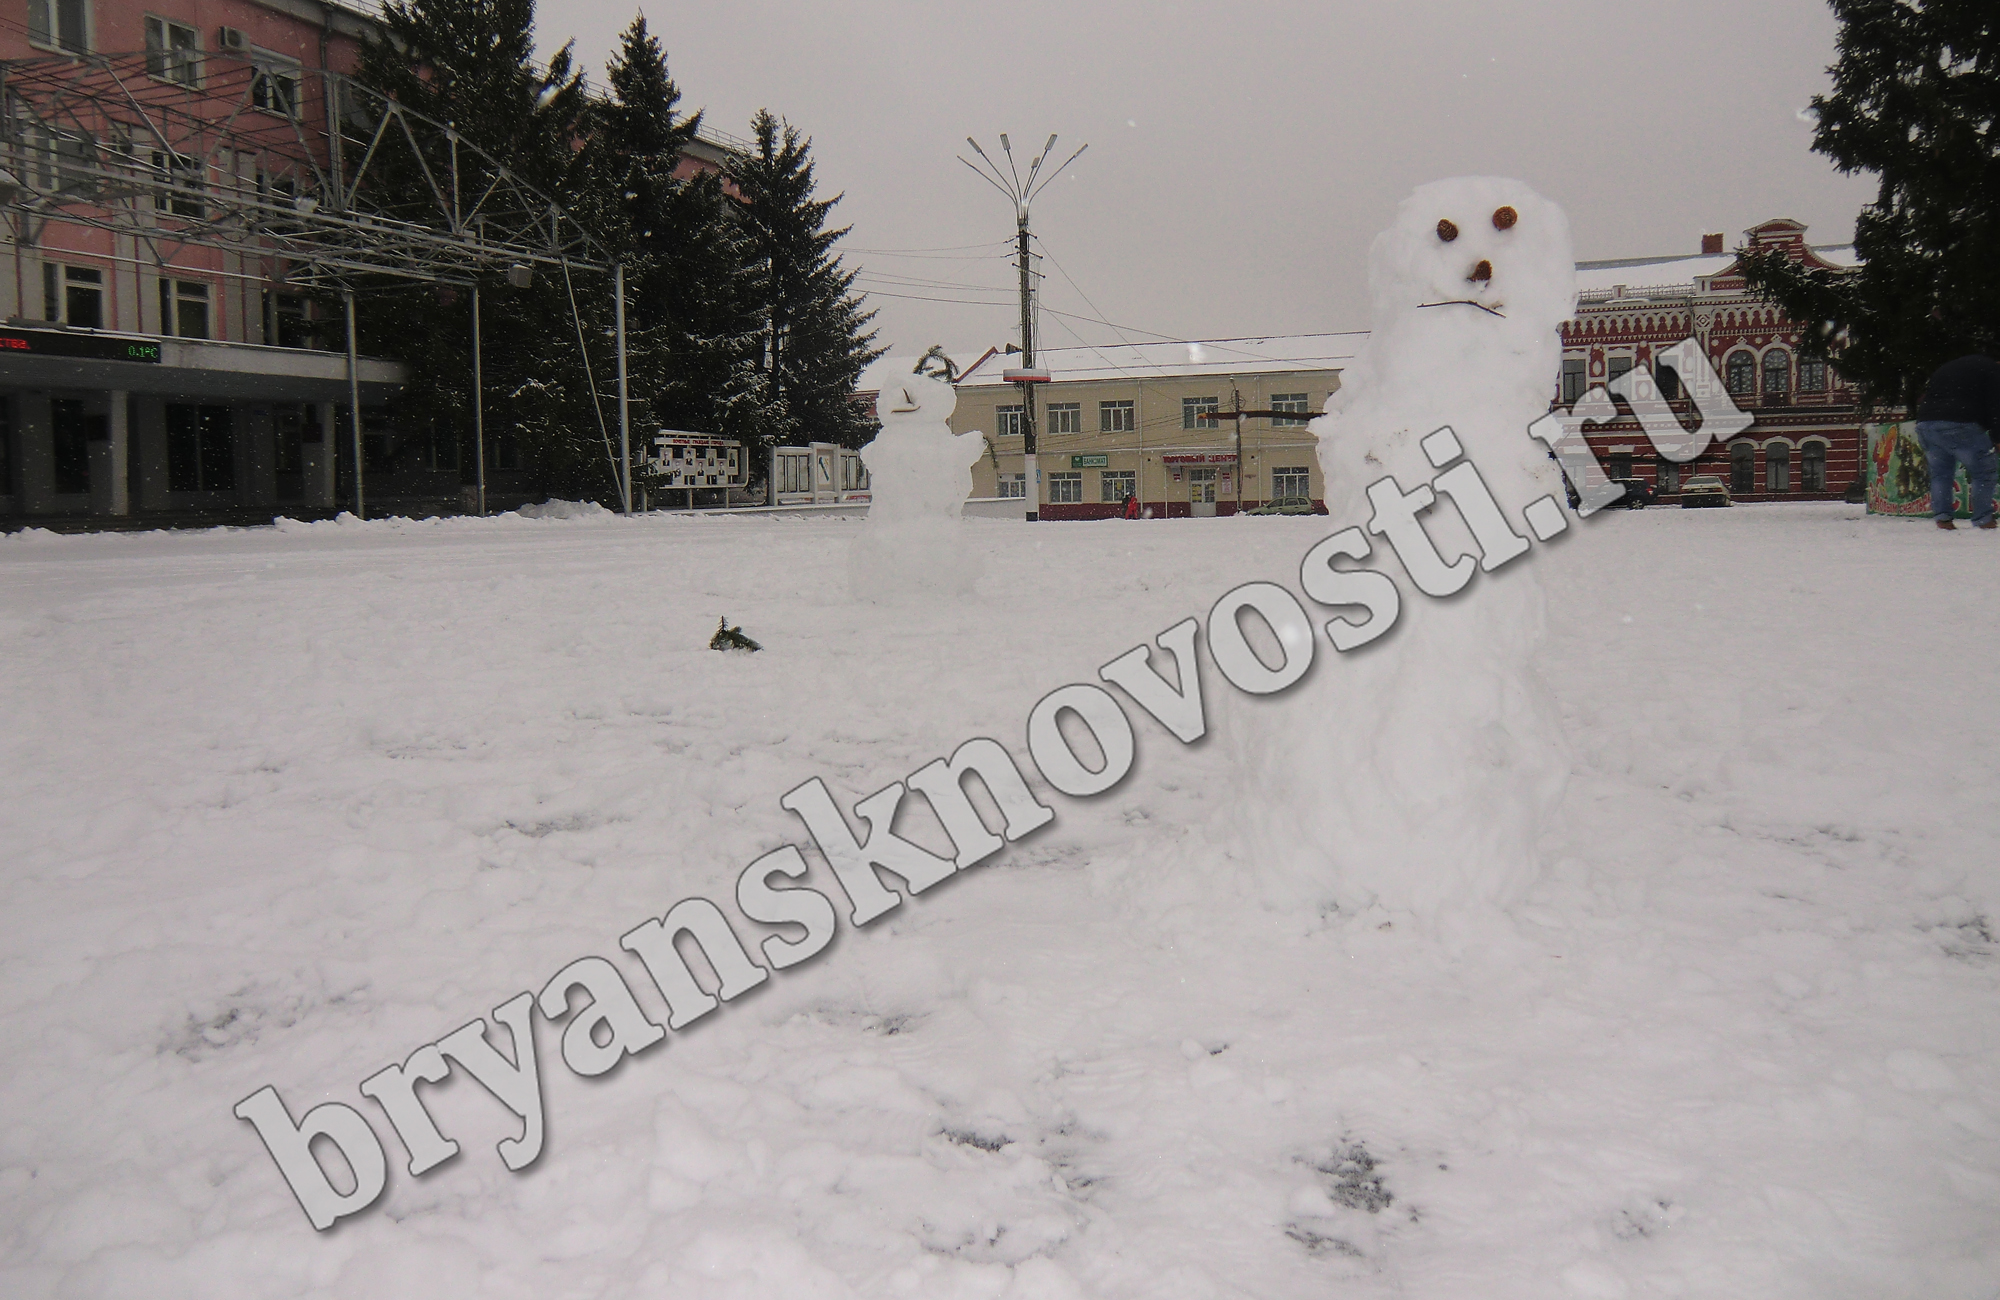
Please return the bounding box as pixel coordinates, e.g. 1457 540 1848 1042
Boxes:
0 0 423 527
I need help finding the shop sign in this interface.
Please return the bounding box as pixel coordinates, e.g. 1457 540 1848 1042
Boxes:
1162 453 1236 465
0 328 161 364
1070 454 1108 468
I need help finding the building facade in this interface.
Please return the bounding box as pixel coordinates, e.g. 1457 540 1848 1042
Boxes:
1562 220 1866 503
950 335 1357 519
0 0 423 527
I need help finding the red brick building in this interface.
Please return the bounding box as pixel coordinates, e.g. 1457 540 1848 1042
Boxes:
1562 220 1866 503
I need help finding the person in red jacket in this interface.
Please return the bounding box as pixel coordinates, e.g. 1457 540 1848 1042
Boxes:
1122 491 1141 520
1913 351 2000 530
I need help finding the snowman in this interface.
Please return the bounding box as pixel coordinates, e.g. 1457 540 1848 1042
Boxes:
848 348 987 602
1233 177 1577 924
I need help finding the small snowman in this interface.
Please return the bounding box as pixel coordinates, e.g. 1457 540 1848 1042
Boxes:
848 347 987 603
1233 177 1577 925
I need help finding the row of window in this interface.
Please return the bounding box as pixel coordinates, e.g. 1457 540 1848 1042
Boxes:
1559 350 1833 405
28 6 303 115
990 394 1313 437
1016 466 1314 504
37 260 327 345
1604 443 1829 494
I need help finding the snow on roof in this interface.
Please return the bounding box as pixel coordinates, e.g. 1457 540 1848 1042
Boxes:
1574 244 1858 298
955 333 1364 386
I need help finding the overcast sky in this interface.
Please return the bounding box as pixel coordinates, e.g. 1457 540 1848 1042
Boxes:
538 0 1875 362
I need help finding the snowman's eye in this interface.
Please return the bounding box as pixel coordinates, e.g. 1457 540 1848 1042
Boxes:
1492 206 1518 231
1436 218 1459 243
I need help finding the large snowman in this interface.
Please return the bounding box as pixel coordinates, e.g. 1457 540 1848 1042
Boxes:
848 349 987 603
1233 177 1577 924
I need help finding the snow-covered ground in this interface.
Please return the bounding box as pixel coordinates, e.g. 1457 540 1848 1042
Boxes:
2 502 1996 1299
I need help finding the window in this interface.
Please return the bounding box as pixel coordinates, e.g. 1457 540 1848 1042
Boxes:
251 55 302 118
274 405 308 475
1100 469 1136 502
411 419 458 472
29 0 88 53
1725 350 1755 396
1046 402 1081 435
1607 356 1634 387
996 473 1025 498
1561 359 1587 404
1048 471 1082 504
1801 442 1826 491
1608 451 1633 481
145 16 201 85
1729 441 1756 494
1183 396 1219 430
1655 361 1682 401
265 292 315 349
1270 393 1310 427
166 404 234 491
995 404 1023 438
51 399 91 495
26 125 94 194
1762 349 1790 399
42 263 103 328
1271 465 1310 501
1099 400 1134 432
1765 443 1790 492
152 150 205 218
1798 357 1827 393
159 279 210 338
493 431 519 471
1656 458 1681 494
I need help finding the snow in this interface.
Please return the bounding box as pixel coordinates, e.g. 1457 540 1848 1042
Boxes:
2 501 1998 1298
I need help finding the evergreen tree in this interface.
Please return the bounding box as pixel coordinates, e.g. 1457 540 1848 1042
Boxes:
351 0 625 501
1739 0 2000 406
585 19 773 450
732 110 884 448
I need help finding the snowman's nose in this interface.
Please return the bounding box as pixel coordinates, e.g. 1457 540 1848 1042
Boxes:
1468 260 1493 282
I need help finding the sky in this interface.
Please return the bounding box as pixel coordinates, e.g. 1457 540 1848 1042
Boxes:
536 0 1877 362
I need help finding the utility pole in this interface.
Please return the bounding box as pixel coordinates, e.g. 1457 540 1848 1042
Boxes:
961 132 1087 523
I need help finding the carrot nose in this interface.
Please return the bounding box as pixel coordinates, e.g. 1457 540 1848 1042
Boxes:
1468 260 1493 282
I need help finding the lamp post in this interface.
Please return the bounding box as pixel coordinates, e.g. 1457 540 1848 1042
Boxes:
959 133 1086 522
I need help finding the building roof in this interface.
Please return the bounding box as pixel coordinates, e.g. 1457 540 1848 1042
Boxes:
955 333 1364 387
1575 244 1858 299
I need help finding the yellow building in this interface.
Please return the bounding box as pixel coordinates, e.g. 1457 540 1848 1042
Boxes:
952 335 1358 518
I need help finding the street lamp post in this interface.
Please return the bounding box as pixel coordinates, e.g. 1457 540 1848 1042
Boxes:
960 133 1086 523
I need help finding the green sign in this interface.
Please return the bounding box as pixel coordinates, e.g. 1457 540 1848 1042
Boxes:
0 328 161 364
1071 454 1108 468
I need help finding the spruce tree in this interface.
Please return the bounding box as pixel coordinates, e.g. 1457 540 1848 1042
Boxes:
350 0 624 501
1740 0 2000 406
732 110 884 448
586 19 773 450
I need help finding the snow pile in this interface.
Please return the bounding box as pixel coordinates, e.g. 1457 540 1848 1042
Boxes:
515 499 613 521
849 355 986 603
1235 177 1577 923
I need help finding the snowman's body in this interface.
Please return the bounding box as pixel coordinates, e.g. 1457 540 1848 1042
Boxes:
849 360 986 602
1238 177 1577 921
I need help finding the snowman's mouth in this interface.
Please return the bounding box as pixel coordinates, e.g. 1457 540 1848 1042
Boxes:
1417 299 1507 318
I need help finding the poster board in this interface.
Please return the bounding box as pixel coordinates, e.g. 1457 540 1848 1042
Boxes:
1866 421 1980 518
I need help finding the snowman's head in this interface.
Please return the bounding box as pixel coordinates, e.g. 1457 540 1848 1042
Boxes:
1368 177 1574 337
863 354 958 424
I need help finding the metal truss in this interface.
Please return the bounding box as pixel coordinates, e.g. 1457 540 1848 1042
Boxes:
0 48 610 289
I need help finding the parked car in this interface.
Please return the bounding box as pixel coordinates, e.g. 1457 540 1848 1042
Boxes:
1679 474 1732 508
1244 496 1318 516
1609 477 1655 509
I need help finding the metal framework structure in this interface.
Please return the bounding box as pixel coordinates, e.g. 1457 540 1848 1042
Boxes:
0 48 636 513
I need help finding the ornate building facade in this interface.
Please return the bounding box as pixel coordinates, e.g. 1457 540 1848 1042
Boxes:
1562 220 1866 502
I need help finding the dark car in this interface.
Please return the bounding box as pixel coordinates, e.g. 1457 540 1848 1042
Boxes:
1609 477 1655 509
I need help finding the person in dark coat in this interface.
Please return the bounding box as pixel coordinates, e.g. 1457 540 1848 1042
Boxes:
1122 491 1141 520
1912 352 2000 530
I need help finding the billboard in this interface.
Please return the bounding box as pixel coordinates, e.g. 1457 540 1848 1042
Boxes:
1866 421 1983 518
